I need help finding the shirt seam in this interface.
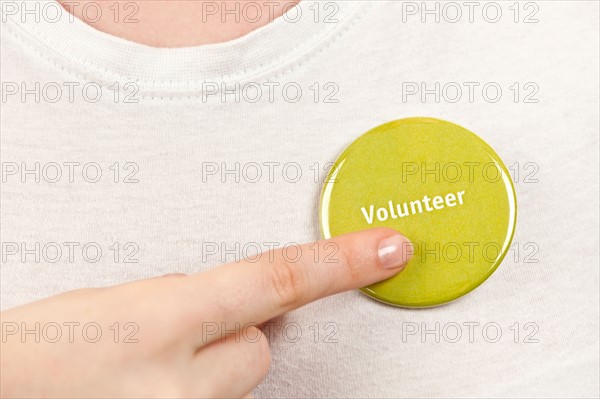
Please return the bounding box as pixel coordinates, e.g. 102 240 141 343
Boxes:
1 2 373 100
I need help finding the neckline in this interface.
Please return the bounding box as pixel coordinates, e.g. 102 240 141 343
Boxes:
4 0 367 93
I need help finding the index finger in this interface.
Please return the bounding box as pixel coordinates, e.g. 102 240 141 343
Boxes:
182 228 413 342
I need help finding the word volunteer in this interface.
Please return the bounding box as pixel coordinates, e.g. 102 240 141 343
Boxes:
361 190 466 224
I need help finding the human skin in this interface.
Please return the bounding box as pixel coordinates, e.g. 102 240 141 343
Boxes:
0 228 412 398
1 4 413 397
58 0 301 47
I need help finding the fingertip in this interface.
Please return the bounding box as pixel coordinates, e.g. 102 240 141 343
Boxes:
377 232 413 270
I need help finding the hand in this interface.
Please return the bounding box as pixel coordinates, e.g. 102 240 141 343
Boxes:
0 228 412 398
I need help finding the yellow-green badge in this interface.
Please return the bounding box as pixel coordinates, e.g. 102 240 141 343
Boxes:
319 117 517 308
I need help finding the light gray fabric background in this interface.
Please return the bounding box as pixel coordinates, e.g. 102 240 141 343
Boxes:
1 1 599 397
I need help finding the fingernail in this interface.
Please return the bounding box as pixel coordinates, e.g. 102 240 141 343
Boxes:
378 234 413 269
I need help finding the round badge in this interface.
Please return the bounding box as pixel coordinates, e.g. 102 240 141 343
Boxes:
319 117 517 308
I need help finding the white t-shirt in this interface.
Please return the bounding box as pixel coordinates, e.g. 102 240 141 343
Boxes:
1 1 599 397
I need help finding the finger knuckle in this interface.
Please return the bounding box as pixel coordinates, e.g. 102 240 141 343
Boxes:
267 258 306 309
331 242 360 285
257 341 271 377
250 328 271 375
